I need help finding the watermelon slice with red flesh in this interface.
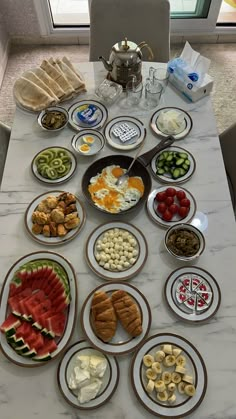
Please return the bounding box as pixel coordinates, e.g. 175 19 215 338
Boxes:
30 300 52 323
23 290 46 314
36 309 58 329
45 313 66 336
8 288 32 312
38 337 57 355
15 321 32 339
24 330 44 351
0 313 21 336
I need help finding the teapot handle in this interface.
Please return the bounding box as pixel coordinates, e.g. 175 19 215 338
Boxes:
138 42 154 61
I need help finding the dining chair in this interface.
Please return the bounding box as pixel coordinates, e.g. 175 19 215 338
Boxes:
0 121 11 186
89 0 170 63
219 123 236 214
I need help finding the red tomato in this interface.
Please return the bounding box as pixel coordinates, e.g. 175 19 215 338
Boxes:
180 198 191 208
165 196 174 206
157 202 167 214
165 187 176 197
178 206 189 218
155 191 167 202
176 190 186 201
162 209 173 221
169 204 179 214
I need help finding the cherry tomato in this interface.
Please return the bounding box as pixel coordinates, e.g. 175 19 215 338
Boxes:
169 203 179 214
165 187 176 197
157 202 167 214
178 206 189 218
180 198 191 208
165 196 174 206
176 190 186 201
155 191 167 202
162 209 173 221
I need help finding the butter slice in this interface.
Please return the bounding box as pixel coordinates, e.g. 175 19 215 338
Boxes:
78 378 102 404
74 366 90 389
89 355 108 378
76 355 90 370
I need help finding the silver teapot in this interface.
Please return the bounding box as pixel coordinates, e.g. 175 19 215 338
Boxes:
99 37 154 88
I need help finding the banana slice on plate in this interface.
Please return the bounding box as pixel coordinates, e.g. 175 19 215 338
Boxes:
162 371 172 385
152 361 162 374
161 344 172 355
154 380 166 393
176 355 186 367
146 368 157 381
168 382 176 392
175 365 187 374
143 354 154 367
172 347 182 357
163 355 176 367
146 379 155 394
155 350 165 362
168 393 177 404
184 384 196 397
182 374 194 384
178 381 186 394
157 390 168 402
171 372 182 384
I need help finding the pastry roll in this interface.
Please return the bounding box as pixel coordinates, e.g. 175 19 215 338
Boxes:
23 71 59 101
40 59 75 98
111 290 142 337
13 77 57 111
32 67 65 99
91 291 117 342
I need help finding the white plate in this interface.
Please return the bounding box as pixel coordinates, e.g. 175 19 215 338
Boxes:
68 100 108 131
81 282 152 355
131 333 207 418
57 340 119 409
85 221 148 281
104 116 146 150
164 266 221 323
150 107 193 140
150 146 196 184
31 147 77 185
71 129 105 156
0 251 78 367
24 190 86 246
146 187 196 228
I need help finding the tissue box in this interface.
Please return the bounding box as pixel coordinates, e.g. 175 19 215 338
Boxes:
169 72 213 102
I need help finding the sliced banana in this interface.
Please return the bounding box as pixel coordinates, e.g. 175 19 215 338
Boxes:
173 347 182 357
184 384 196 397
176 355 186 367
146 368 157 381
154 380 166 393
155 350 165 362
146 379 155 394
164 355 176 367
162 371 172 385
168 393 176 404
182 374 194 384
143 354 154 367
171 372 182 384
178 381 186 394
161 344 172 355
157 390 168 402
152 361 162 374
175 365 187 374
168 382 176 393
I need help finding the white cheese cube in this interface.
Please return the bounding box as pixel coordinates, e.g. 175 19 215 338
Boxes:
74 366 90 388
89 355 108 378
76 355 90 370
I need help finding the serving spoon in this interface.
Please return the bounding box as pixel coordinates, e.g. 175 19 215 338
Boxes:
115 135 175 187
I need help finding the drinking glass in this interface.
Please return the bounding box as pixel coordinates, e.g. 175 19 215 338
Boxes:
149 66 169 93
145 78 163 109
126 79 143 105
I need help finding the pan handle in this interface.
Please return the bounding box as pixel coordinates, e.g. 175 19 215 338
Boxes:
137 136 175 167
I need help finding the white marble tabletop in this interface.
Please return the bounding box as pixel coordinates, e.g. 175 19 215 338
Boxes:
1 62 236 419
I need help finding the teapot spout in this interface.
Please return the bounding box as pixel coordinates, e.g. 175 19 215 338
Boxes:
99 56 113 72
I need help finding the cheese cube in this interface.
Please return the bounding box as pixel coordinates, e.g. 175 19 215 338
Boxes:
89 355 108 378
78 379 102 404
74 366 90 389
76 355 90 370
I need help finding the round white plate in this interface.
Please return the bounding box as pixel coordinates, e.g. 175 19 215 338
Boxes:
146 187 196 228
104 116 146 150
164 266 221 323
81 282 152 355
24 190 86 246
31 147 77 185
150 146 196 184
85 221 148 281
57 340 119 409
0 251 78 367
71 129 105 156
150 107 193 140
68 100 108 131
131 333 207 418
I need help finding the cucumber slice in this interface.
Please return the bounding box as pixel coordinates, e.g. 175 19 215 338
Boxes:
178 152 188 159
184 159 191 166
157 161 165 168
172 168 181 179
157 168 165 175
182 163 189 171
179 168 187 176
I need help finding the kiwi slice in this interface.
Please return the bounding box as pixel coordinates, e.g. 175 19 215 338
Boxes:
56 164 67 175
45 167 58 180
50 158 63 168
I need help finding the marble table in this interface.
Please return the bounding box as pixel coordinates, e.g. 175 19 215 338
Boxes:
1 62 236 419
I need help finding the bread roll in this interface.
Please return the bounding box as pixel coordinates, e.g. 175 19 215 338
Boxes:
91 291 117 342
111 290 142 337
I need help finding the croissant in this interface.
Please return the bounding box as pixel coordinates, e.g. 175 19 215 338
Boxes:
91 291 117 342
111 290 143 337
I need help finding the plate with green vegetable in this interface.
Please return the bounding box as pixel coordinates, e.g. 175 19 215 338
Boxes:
150 146 196 184
31 147 77 185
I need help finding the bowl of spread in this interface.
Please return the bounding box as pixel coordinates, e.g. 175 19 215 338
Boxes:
164 223 205 261
38 106 69 132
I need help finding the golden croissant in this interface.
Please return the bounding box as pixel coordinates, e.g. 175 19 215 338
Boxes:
111 290 143 337
91 290 117 342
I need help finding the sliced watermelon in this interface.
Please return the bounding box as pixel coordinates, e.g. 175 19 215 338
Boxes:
24 290 46 314
30 300 52 323
15 321 32 340
0 313 21 337
7 334 25 347
45 313 66 336
33 337 57 361
24 331 44 351
9 277 23 297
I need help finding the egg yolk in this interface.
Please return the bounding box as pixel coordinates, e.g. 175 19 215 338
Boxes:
111 167 124 178
128 177 144 195
79 144 90 152
84 136 94 144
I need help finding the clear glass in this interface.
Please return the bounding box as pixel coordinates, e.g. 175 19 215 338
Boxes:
145 79 163 109
126 80 143 105
149 66 169 93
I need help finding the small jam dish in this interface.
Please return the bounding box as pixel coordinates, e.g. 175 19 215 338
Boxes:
164 223 205 261
38 106 69 132
71 129 105 156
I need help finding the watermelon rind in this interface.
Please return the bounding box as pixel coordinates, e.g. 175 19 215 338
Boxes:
14 343 30 354
33 353 52 362
22 348 37 358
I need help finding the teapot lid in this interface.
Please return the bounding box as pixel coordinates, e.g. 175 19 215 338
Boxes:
113 37 139 53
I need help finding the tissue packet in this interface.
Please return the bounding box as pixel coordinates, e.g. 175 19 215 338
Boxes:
168 42 213 102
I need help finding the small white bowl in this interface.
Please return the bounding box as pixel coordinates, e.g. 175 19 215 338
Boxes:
71 129 105 156
38 106 69 132
164 223 205 261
